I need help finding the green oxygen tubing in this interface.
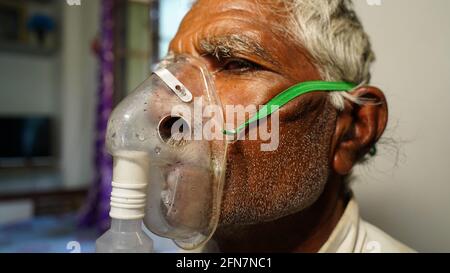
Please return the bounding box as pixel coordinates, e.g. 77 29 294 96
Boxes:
222 80 357 136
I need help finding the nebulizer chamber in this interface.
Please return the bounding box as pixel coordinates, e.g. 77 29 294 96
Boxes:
95 55 228 252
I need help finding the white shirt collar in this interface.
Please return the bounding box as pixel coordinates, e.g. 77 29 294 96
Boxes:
318 197 367 253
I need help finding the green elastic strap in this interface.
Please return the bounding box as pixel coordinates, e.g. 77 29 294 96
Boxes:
223 80 356 135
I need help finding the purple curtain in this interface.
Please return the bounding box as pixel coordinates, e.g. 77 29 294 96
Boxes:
78 0 115 233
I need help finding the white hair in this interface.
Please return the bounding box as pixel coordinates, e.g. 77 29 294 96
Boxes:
269 0 375 110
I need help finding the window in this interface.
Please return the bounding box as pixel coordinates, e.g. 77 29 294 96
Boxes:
158 0 193 58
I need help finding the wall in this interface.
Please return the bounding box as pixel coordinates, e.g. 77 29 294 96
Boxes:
125 2 152 93
0 1 99 191
158 0 192 58
0 1 59 115
59 0 100 189
0 54 58 115
352 0 450 252
0 1 103 230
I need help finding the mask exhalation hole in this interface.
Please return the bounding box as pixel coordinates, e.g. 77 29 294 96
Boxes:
158 115 190 146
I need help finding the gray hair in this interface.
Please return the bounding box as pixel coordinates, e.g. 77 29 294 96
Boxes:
269 0 375 110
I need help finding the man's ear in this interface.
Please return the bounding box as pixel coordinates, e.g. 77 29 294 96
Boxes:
331 86 388 175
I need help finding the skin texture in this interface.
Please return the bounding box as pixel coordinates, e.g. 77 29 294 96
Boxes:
168 0 388 252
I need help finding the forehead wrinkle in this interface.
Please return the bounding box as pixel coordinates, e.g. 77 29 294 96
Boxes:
199 33 280 66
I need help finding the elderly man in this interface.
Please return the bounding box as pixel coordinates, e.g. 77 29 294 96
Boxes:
163 0 413 253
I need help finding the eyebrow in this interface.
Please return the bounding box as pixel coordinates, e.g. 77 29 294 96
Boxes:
199 34 279 66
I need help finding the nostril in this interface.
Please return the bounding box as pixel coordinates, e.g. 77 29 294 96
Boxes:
157 115 190 145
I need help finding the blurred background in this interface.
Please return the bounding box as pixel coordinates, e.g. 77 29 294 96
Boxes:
0 0 192 253
0 0 448 253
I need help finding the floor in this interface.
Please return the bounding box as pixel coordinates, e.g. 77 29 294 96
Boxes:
0 213 186 253
0 214 97 253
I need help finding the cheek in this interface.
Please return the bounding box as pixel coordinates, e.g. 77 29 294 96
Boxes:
219 101 338 225
214 72 292 107
214 73 294 134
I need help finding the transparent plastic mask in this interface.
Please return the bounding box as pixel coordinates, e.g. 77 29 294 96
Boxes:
106 55 228 250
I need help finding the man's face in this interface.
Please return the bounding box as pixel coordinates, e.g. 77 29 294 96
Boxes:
169 0 338 225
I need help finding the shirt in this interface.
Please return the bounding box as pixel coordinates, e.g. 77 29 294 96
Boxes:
318 197 415 253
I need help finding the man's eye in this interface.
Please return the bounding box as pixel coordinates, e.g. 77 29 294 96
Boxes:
221 58 261 72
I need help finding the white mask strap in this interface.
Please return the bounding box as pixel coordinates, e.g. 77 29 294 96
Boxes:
154 68 193 103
